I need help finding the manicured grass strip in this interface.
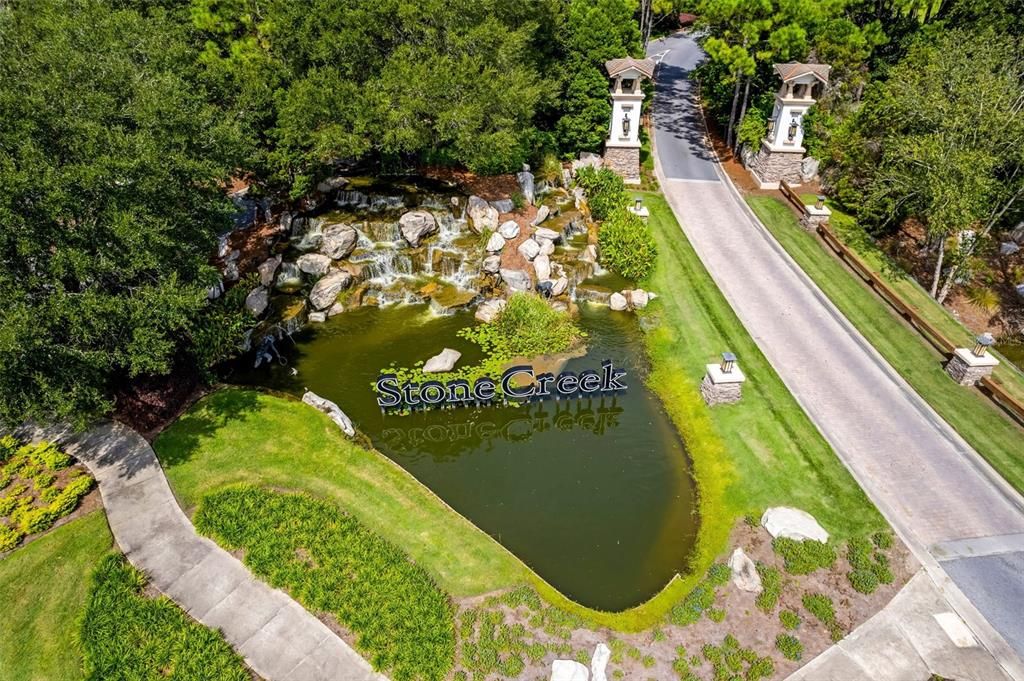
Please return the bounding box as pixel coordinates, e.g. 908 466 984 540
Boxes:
153 387 529 597
800 195 1024 404
749 196 1024 494
80 554 250 681
194 485 456 681
642 192 882 539
0 511 111 681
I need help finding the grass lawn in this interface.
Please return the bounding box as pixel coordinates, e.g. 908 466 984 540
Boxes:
750 196 1024 493
0 510 112 681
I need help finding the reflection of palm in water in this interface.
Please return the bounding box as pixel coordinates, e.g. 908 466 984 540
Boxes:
380 399 624 455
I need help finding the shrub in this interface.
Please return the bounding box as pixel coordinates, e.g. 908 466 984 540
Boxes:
773 537 836 574
81 555 250 680
669 564 728 625
707 562 731 586
0 434 18 462
0 524 20 552
802 593 843 642
736 109 767 150
872 531 894 550
26 441 71 470
538 152 563 185
599 206 658 280
489 293 582 357
195 486 456 681
779 609 801 630
847 536 894 594
755 563 781 612
575 166 629 220
775 634 803 661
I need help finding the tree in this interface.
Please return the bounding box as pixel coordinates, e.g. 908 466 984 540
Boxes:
0 0 249 427
855 30 1024 302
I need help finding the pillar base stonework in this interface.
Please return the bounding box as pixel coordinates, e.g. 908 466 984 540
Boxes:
945 348 999 386
603 146 640 184
748 142 804 189
700 364 747 406
799 204 832 232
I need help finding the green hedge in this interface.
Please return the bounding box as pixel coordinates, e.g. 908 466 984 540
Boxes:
194 485 456 681
598 207 658 281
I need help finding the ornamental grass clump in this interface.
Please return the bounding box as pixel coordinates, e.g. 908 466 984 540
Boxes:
194 486 456 681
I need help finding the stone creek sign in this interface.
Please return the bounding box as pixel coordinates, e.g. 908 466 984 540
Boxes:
375 360 628 411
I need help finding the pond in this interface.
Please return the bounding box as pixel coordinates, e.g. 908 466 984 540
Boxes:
235 302 699 611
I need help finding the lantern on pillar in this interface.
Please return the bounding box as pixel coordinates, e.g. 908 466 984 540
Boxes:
622 111 631 138
787 117 799 142
972 333 995 358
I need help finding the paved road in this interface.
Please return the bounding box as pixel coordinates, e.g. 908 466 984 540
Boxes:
648 31 1024 669
29 422 384 681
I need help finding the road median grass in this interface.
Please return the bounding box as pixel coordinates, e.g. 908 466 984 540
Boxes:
749 195 1024 494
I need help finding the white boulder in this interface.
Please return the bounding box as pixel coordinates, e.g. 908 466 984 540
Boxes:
580 244 598 264
532 205 550 226
485 232 506 253
534 227 561 242
475 299 507 323
550 660 588 681
399 210 438 247
297 253 332 276
498 220 520 239
501 268 532 292
539 239 555 256
320 222 358 259
309 271 352 310
258 255 281 287
467 195 499 234
551 276 569 297
534 254 551 281
302 390 355 437
423 348 462 373
609 292 628 311
482 254 501 274
590 644 610 681
517 169 535 205
728 547 763 593
518 238 541 261
761 507 830 543
308 311 326 323
327 302 345 317
630 289 650 309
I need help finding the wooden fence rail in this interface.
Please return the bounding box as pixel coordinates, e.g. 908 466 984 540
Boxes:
813 221 1024 428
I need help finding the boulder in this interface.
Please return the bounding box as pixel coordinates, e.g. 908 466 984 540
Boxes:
534 254 551 281
1000 241 1021 256
630 289 650 309
475 298 507 323
539 239 555 256
800 157 821 183
327 302 345 317
301 390 355 437
517 169 535 206
728 547 762 593
244 287 269 317
275 261 303 292
551 276 569 297
761 507 830 543
316 176 348 194
423 347 462 373
609 292 628 311
501 268 532 292
482 254 501 274
399 210 438 247
309 311 327 323
278 212 293 234
297 253 332 276
550 660 588 681
491 199 514 214
258 255 281 287
498 220 521 239
309 270 352 310
321 223 358 259
591 644 610 681
485 232 506 253
467 195 499 234
580 244 599 264
518 238 541 261
534 227 561 242
532 205 551 226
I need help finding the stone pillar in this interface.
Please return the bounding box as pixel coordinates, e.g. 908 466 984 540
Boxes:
799 198 831 231
701 355 747 406
603 146 641 183
945 347 1000 386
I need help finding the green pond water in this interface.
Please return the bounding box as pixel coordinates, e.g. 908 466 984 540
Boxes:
235 302 699 611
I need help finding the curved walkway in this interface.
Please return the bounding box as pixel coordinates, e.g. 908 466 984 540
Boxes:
648 31 1024 677
29 421 384 681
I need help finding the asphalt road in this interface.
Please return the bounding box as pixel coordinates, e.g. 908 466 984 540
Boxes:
648 30 1024 664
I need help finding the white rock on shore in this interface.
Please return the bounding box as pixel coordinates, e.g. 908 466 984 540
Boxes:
761 507 830 543
423 347 462 373
302 390 355 437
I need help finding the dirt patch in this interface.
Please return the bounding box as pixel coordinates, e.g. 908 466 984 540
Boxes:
421 167 520 201
451 521 914 679
112 358 209 441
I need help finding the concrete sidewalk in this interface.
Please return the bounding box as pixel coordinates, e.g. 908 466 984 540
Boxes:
31 421 384 681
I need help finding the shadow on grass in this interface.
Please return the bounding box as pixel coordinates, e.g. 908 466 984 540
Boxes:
152 386 261 469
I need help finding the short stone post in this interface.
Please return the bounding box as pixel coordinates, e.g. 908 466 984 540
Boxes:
627 197 650 222
946 333 1000 386
701 352 747 406
799 195 831 231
